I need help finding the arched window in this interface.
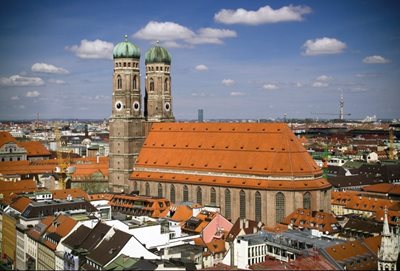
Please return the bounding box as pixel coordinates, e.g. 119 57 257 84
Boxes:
158 183 163 198
117 75 122 89
183 185 189 202
210 187 216 205
133 75 137 90
164 78 169 93
145 182 150 196
255 191 262 221
240 190 246 219
150 78 154 92
196 186 202 205
170 185 176 203
225 189 231 219
276 192 285 224
303 192 311 210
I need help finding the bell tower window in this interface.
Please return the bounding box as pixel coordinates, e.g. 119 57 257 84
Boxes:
150 78 154 92
164 78 169 93
133 75 137 90
117 75 122 90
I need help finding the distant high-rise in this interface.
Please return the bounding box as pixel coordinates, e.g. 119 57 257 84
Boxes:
198 109 204 122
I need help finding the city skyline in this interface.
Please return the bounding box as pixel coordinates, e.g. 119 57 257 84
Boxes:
0 1 399 120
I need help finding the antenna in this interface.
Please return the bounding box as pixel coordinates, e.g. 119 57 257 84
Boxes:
339 91 344 121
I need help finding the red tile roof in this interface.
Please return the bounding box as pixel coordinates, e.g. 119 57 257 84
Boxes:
0 131 17 147
51 188 89 200
17 141 51 157
0 179 37 203
131 123 330 190
362 183 400 196
9 196 32 212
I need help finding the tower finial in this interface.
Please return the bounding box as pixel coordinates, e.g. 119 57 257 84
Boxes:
124 34 128 41
156 40 160 45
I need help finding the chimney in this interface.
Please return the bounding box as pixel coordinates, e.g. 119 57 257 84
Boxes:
253 227 257 234
240 219 244 229
245 219 249 229
96 152 99 164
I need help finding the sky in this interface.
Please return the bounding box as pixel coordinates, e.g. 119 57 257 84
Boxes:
0 1 399 121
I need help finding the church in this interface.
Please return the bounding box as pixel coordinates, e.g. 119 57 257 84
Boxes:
109 36 332 227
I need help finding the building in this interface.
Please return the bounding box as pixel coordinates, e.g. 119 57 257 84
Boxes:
108 37 331 227
130 123 331 227
109 37 174 192
378 209 400 270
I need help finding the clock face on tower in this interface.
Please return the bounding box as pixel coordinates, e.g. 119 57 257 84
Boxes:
133 101 140 111
164 102 171 112
115 101 123 111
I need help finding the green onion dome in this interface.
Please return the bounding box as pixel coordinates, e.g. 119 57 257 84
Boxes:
145 42 171 65
113 35 140 59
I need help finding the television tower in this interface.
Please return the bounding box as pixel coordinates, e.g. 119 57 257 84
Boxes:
339 93 344 121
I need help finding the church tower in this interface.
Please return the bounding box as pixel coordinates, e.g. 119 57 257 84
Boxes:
378 208 400 271
144 42 174 122
109 35 144 192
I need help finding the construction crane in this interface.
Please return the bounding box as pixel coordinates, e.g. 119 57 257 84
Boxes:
389 126 394 160
54 123 75 189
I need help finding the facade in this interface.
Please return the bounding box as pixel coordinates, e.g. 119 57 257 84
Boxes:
0 132 27 162
378 210 400 270
131 123 332 227
1 213 17 268
109 37 174 192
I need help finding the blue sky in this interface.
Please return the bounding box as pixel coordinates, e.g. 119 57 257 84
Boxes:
0 0 399 120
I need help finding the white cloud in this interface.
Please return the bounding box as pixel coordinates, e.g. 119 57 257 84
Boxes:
316 75 333 82
214 5 311 25
0 75 44 87
302 37 346 56
222 79 235 86
295 82 303 88
66 39 114 59
312 82 329 87
10 96 19 100
31 63 69 74
26 91 40 97
134 21 236 46
191 92 207 97
230 91 245 96
134 21 194 41
363 55 390 64
263 84 278 90
94 95 109 100
195 64 208 71
48 79 66 84
189 28 237 45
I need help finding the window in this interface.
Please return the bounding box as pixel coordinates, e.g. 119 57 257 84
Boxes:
225 189 231 219
183 185 189 202
164 78 169 93
196 186 202 205
133 75 137 90
158 183 163 198
150 78 154 92
117 75 122 89
240 190 246 219
255 191 262 221
145 182 150 196
210 187 216 205
303 192 311 210
276 192 285 223
170 185 175 203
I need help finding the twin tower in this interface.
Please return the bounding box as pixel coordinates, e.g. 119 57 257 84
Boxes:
109 35 174 192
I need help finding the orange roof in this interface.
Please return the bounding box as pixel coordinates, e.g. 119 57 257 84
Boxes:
169 204 194 222
363 183 400 196
9 196 32 212
51 188 89 200
0 157 109 176
131 123 329 190
0 131 17 147
281 208 339 233
325 237 378 270
0 179 37 203
18 141 51 157
89 193 115 201
42 215 77 250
